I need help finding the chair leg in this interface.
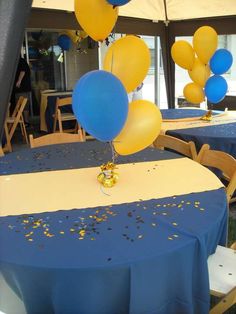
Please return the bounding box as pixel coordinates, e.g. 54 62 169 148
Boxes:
3 123 12 152
21 121 29 144
57 110 63 133
0 145 4 156
53 112 58 133
210 287 236 314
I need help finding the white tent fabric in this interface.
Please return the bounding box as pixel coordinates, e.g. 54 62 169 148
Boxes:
32 0 236 21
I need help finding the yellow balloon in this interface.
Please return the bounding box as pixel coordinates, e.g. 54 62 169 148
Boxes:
171 40 195 70
113 100 162 155
103 35 151 93
193 26 218 64
183 82 205 104
74 0 118 42
188 58 211 87
66 30 80 44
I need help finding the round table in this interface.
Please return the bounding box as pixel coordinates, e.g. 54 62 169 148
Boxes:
0 141 227 314
161 109 236 156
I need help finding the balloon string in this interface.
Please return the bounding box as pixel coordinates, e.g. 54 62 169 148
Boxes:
100 185 111 196
109 141 118 164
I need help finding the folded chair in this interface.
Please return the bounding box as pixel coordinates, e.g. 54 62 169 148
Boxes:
2 123 12 153
53 97 80 133
0 145 4 157
29 132 85 148
196 144 236 203
208 241 236 314
153 134 198 160
5 96 28 147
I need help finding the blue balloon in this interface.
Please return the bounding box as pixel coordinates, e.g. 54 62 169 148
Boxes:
205 75 228 104
107 0 131 6
72 70 128 142
210 49 233 75
57 34 71 51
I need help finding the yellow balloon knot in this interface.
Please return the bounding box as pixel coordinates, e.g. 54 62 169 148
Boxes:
97 162 118 188
200 110 212 122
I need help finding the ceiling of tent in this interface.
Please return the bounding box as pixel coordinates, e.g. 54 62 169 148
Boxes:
32 0 236 21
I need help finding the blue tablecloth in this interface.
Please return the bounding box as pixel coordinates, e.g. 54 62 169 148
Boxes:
161 109 219 120
161 109 236 156
0 141 227 314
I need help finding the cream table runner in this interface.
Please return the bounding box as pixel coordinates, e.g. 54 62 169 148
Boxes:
161 111 236 133
0 158 224 216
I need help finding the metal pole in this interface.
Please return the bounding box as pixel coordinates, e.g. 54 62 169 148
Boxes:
0 0 32 139
154 36 159 107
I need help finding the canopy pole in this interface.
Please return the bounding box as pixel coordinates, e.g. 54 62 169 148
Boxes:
0 0 32 140
160 23 175 108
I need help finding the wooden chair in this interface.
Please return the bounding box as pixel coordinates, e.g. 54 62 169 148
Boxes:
153 134 198 160
2 123 12 153
53 96 79 133
5 96 28 147
208 241 236 314
29 132 85 148
196 144 236 203
0 145 4 157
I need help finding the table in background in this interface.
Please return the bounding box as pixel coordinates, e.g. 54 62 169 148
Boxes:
40 91 72 132
0 141 227 314
161 108 236 156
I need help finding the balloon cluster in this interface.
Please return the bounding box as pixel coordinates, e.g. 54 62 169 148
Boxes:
57 30 88 53
171 26 233 105
57 34 71 51
72 0 162 157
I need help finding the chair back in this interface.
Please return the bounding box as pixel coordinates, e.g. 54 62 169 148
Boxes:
153 134 197 160
29 132 85 148
56 97 72 108
197 145 236 202
7 97 28 141
11 96 25 119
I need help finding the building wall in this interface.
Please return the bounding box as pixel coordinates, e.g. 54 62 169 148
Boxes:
65 39 99 90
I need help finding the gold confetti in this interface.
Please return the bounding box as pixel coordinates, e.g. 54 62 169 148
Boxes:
79 230 86 237
60 231 65 234
162 212 167 216
46 233 54 238
173 234 179 238
199 208 205 211
151 223 157 227
138 235 143 239
70 228 75 232
172 222 178 226
168 237 173 240
25 232 33 237
28 238 33 242
91 237 95 241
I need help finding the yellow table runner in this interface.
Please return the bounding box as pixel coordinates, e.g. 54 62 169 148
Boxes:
161 111 236 133
0 158 223 216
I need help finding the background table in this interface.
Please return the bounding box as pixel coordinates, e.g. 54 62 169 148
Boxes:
0 141 227 314
40 91 72 132
161 109 236 156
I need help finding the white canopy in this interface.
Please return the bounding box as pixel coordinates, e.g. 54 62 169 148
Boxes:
32 0 236 21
